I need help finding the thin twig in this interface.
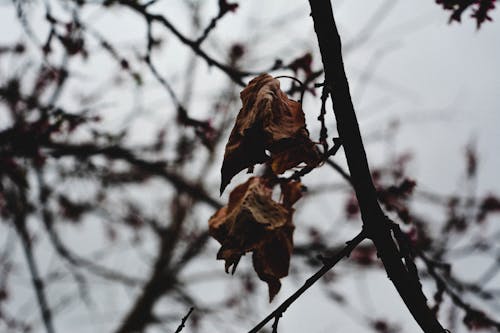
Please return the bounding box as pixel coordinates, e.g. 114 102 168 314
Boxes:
326 159 352 184
271 313 281 333
419 251 500 331
248 231 366 333
318 83 330 154
14 200 56 333
194 0 236 45
118 0 289 87
174 307 194 333
118 0 247 86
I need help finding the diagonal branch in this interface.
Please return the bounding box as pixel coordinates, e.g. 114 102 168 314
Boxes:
117 0 287 87
308 1 446 332
13 195 56 333
248 231 365 333
418 251 500 331
118 0 248 86
194 0 237 45
174 307 194 333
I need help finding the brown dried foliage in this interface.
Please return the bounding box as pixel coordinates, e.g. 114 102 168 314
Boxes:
210 73 320 301
209 177 302 301
220 73 320 193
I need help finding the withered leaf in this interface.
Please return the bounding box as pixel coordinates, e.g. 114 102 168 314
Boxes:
280 180 303 208
220 73 320 194
208 177 301 301
271 140 319 175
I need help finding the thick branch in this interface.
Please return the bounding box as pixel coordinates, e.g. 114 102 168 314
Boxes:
308 1 446 332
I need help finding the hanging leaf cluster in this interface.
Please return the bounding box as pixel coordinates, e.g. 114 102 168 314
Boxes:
209 74 319 301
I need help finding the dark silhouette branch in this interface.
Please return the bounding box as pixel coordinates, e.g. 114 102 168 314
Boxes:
13 195 56 333
174 307 194 333
308 1 446 332
326 159 352 184
117 0 289 87
194 0 237 45
118 0 248 86
248 231 365 333
418 251 500 331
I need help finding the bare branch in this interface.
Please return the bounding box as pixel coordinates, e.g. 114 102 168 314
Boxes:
13 196 56 333
308 1 446 331
45 142 222 209
248 231 365 333
174 307 194 333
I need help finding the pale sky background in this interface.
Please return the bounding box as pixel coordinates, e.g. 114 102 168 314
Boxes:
1 0 499 332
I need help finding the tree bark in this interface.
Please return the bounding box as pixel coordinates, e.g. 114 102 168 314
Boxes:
308 1 446 332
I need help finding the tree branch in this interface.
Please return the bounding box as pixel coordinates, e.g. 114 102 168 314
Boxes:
114 195 192 333
118 0 248 86
174 307 194 333
45 142 222 209
248 231 365 333
13 196 56 333
419 251 500 331
308 1 446 332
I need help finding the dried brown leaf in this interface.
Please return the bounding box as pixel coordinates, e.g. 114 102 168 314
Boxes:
270 140 319 175
220 73 320 193
208 177 300 301
280 181 303 208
